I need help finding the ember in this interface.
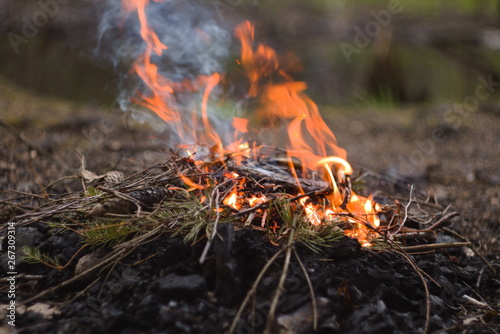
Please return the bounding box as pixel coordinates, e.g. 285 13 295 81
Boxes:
121 0 381 246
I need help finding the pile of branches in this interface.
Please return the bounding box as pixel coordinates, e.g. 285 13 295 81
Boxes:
6 153 473 253
2 153 495 333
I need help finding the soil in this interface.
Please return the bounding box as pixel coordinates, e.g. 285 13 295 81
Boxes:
3 225 500 334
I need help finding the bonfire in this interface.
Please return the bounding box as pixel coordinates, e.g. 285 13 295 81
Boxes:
1 1 498 333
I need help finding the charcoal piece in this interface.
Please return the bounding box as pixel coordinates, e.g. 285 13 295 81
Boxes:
275 297 332 333
128 187 174 209
157 273 206 301
87 198 136 217
228 161 330 193
380 285 418 312
346 300 398 334
87 187 174 217
7 226 43 248
74 249 110 278
101 302 125 327
323 236 361 260
121 266 141 285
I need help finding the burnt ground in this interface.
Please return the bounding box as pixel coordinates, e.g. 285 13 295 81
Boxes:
0 78 499 333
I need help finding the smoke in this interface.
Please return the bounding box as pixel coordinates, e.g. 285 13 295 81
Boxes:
96 0 232 139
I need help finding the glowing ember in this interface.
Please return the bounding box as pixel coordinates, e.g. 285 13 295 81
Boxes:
223 190 240 210
299 197 322 226
248 195 266 207
120 2 381 246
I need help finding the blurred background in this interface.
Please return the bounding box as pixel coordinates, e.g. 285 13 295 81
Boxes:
0 0 498 253
1 0 500 104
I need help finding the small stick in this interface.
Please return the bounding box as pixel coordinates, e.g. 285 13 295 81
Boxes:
264 225 296 333
199 188 222 263
18 225 163 306
394 247 431 334
228 248 285 334
232 188 330 218
389 185 414 237
428 212 459 230
462 295 492 309
399 242 471 252
97 186 143 215
393 231 436 241
0 274 45 281
199 178 235 263
39 175 81 193
61 277 101 307
293 248 318 331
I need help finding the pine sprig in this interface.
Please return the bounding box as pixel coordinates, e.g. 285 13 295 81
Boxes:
79 221 140 249
270 198 345 252
21 246 62 269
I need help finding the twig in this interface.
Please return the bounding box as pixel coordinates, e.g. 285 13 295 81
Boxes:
389 185 414 237
474 265 499 291
400 242 471 252
14 200 87 226
61 277 101 307
228 248 285 334
393 231 436 242
97 186 143 215
232 188 329 218
394 247 431 334
264 223 296 333
98 258 120 300
199 188 222 263
39 175 81 194
18 225 164 306
293 248 318 331
442 228 497 275
4 189 48 200
428 211 459 230
0 274 45 281
462 294 493 310
198 178 236 263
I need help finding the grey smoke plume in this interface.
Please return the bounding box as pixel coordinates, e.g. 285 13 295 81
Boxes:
96 0 232 141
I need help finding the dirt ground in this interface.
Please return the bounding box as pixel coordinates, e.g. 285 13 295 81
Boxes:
0 76 499 257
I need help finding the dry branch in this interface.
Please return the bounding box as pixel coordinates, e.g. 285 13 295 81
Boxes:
18 225 164 306
228 161 330 193
428 212 459 230
399 242 471 253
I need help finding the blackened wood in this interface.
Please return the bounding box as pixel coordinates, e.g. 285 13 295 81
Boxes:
87 187 174 217
227 161 330 193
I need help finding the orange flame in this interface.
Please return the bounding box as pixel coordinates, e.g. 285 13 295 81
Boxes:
120 3 380 245
234 22 346 173
180 175 205 191
223 190 240 210
234 21 379 244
